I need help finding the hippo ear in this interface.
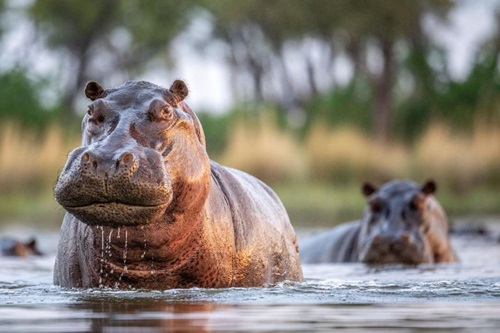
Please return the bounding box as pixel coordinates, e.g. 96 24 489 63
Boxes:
169 79 189 102
26 238 37 248
362 182 377 197
421 179 437 195
85 81 105 101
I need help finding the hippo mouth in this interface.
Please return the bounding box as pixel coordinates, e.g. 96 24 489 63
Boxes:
65 201 169 227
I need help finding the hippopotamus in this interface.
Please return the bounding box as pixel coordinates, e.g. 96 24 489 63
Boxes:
300 180 457 265
53 79 303 289
0 237 42 257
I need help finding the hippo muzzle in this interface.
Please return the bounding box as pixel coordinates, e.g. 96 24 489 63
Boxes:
55 144 172 227
359 230 432 265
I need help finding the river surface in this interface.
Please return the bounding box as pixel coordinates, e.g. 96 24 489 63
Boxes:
1 223 500 332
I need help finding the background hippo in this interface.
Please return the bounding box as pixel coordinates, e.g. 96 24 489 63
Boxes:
300 180 456 265
54 79 303 289
0 237 42 257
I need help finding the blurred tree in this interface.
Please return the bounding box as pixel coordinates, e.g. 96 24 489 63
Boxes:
29 0 195 118
199 0 453 140
0 68 58 127
322 0 452 141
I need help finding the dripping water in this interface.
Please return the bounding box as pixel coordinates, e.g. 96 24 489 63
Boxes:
98 226 104 286
120 228 128 282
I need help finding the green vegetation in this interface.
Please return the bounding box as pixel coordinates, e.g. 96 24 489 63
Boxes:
0 1 499 227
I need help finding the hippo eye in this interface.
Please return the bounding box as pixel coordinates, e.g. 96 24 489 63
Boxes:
369 199 383 214
161 105 174 119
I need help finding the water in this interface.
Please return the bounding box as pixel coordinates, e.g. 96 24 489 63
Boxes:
1 227 500 332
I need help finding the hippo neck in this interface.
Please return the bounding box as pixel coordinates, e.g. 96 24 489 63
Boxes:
81 205 233 289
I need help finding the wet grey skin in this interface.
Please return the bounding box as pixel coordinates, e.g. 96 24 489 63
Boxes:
300 180 457 265
54 80 303 289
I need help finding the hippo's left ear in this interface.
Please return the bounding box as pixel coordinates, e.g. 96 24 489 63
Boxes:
169 79 189 102
362 182 377 197
85 81 105 101
421 179 437 195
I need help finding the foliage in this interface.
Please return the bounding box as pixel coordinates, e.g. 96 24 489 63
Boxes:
196 112 232 156
28 0 196 116
0 68 59 127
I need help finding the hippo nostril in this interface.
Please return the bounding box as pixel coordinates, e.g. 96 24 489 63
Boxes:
116 152 136 171
121 152 134 165
81 152 89 163
400 232 411 245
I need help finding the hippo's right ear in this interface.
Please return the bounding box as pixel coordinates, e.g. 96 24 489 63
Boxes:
421 179 437 195
85 81 105 101
362 182 377 197
169 80 189 102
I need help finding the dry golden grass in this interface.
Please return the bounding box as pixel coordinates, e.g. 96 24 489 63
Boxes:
220 115 307 183
414 122 500 191
221 117 499 190
305 124 409 183
1 117 498 196
0 118 498 224
0 122 79 193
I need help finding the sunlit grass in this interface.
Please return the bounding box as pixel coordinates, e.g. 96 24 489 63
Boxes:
305 124 409 183
220 115 307 182
0 118 498 227
0 122 79 224
414 122 500 192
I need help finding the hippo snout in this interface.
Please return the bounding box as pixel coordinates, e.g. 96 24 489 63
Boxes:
79 150 138 179
55 146 173 227
361 232 431 265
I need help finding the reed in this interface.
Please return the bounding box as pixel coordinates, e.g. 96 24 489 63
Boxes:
0 122 78 193
220 115 307 183
0 117 498 224
305 124 409 184
414 122 500 192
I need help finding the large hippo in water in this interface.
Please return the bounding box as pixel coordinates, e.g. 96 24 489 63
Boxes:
300 180 456 265
54 80 303 289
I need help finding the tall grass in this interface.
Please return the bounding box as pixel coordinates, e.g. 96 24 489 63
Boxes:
0 118 498 225
220 115 307 182
414 122 500 192
221 117 500 193
305 125 409 184
0 122 78 193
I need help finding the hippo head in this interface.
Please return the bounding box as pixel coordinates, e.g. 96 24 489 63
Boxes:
54 80 210 227
357 179 442 265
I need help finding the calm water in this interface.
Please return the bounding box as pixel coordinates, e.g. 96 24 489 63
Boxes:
1 225 499 332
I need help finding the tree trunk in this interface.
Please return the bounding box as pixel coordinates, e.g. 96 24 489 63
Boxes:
373 39 394 142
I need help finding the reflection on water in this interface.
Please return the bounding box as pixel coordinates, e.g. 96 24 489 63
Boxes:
0 228 499 332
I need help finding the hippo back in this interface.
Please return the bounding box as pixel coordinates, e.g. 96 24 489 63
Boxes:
300 221 362 264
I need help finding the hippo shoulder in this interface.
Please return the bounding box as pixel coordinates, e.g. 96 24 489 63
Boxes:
300 221 362 264
210 161 287 219
209 160 294 244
